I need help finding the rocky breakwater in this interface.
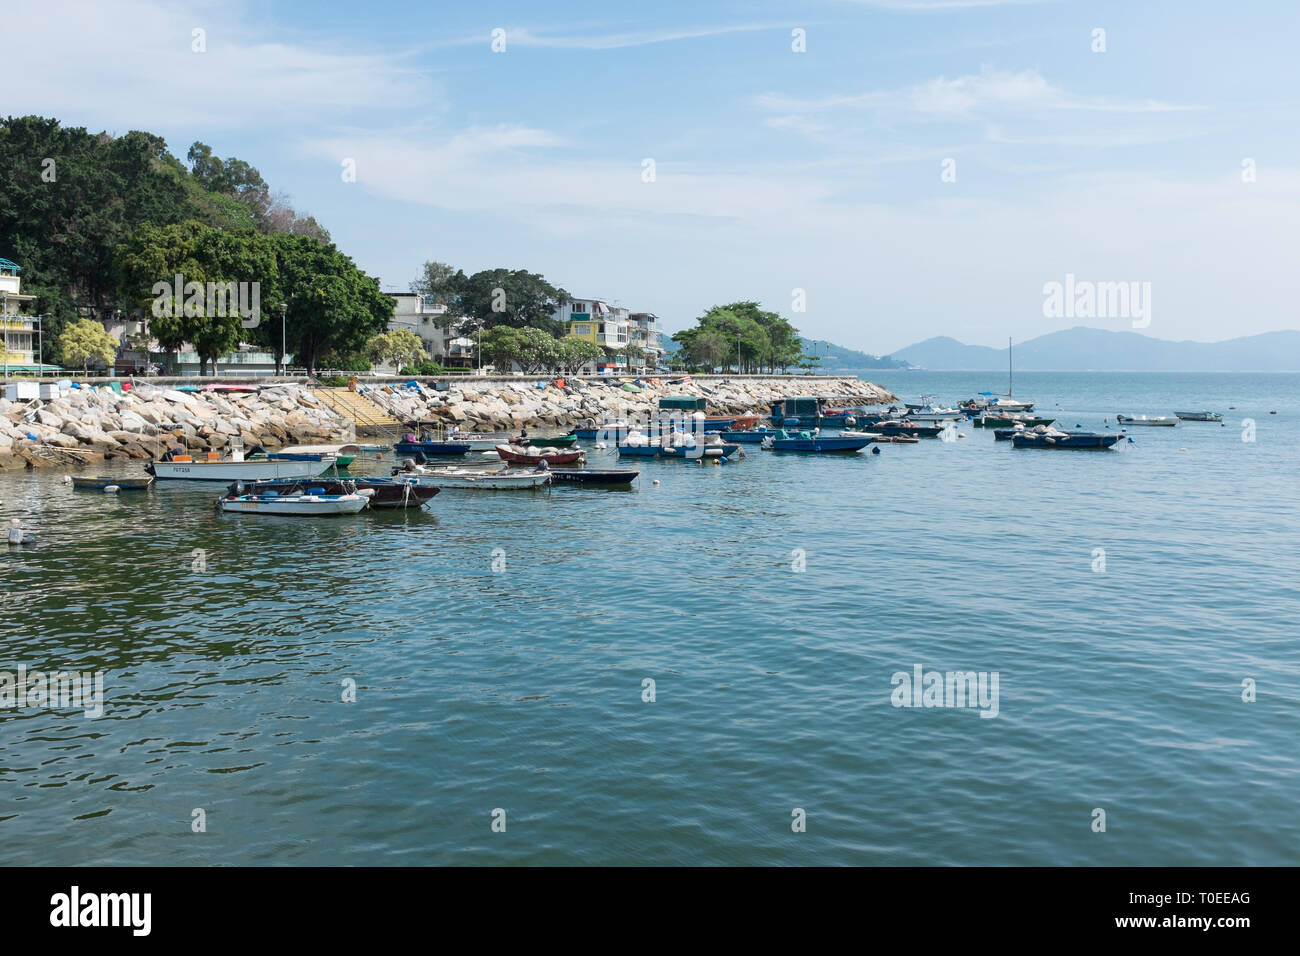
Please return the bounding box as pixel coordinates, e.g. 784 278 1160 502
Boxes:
365 376 897 432
0 383 353 470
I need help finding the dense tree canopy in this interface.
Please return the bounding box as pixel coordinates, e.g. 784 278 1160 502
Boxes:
0 115 332 367
672 301 803 372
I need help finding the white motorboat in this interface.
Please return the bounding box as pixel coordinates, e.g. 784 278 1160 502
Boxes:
395 467 552 490
1116 414 1177 427
218 492 368 515
150 453 335 481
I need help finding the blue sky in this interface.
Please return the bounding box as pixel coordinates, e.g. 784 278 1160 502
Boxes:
9 0 1300 352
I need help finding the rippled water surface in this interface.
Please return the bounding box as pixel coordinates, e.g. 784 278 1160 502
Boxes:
2 372 1298 865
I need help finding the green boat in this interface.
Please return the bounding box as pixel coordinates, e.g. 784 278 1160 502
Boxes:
72 475 154 491
514 433 578 448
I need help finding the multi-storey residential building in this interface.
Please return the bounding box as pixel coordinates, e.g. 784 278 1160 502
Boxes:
387 292 474 368
628 313 662 371
1 257 47 374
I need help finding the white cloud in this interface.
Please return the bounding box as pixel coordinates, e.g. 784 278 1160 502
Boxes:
486 23 786 50
3 0 435 129
757 67 1196 118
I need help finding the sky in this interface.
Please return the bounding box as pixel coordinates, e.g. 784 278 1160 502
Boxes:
6 0 1300 354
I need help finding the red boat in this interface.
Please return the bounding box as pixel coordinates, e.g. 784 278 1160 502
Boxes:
494 444 586 466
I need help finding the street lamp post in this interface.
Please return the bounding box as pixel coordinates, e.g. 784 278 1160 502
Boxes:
279 302 287 376
2 292 8 381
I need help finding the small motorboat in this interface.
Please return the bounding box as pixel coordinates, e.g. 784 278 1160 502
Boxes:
494 444 585 466
1174 411 1223 422
1116 414 1176 427
548 468 640 485
1012 426 1125 449
218 491 370 515
149 438 336 481
392 438 471 456
760 429 874 453
72 476 154 491
396 467 553 490
876 421 946 438
974 415 1056 429
243 477 438 509
718 427 779 443
510 433 579 448
269 443 361 467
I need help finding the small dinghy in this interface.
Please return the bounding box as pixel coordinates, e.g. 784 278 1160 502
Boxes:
494 444 586 466
395 466 553 490
760 429 874 453
1116 414 1176 427
218 490 369 515
510 433 579 448
1174 411 1223 422
72 476 154 491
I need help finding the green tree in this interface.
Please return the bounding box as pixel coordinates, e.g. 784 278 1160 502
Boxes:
555 337 603 374
455 269 569 334
58 318 118 373
479 326 523 372
410 261 461 309
365 329 425 370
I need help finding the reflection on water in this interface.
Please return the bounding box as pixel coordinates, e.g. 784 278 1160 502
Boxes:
2 372 1298 864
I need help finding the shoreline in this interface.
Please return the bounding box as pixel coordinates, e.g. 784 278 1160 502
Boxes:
0 375 897 470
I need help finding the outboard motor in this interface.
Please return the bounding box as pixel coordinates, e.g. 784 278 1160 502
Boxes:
228 480 245 498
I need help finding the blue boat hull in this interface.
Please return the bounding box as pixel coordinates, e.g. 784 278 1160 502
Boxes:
1012 432 1122 449
719 429 776 443
548 469 639 484
770 437 873 453
394 441 471 456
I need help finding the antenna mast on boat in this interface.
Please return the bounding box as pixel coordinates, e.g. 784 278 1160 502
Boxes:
1008 337 1013 397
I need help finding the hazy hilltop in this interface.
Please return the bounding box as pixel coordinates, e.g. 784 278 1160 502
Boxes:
889 327 1300 372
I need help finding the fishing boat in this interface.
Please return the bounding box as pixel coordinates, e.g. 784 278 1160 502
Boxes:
1174 411 1223 422
658 395 737 430
494 444 586 466
767 396 823 429
269 443 361 467
395 467 552 490
1012 426 1125 449
548 468 640 485
72 476 154 491
242 477 438 509
218 491 369 515
1116 414 1177 427
148 438 335 481
760 429 874 453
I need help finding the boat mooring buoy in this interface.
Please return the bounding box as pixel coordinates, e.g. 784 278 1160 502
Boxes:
8 518 34 546
62 475 72 484
104 485 120 494
872 446 881 455
652 479 660 486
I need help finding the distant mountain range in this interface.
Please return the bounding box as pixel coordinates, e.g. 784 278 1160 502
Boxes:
798 338 912 369
887 327 1300 372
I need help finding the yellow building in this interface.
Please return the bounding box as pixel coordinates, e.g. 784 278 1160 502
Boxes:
1 257 44 374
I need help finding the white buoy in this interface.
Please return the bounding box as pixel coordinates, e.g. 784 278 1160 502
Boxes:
8 518 26 545
652 479 660 486
62 475 72 484
104 485 120 494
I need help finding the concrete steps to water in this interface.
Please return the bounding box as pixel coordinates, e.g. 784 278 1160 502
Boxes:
312 388 401 435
